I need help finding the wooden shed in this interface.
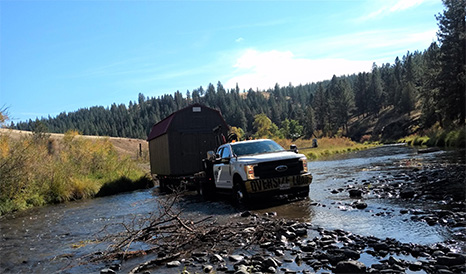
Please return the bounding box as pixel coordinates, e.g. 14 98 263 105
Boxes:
147 104 229 177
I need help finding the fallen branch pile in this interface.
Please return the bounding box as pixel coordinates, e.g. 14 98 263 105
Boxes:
93 192 288 266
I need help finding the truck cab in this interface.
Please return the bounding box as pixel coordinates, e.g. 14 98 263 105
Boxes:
201 139 312 203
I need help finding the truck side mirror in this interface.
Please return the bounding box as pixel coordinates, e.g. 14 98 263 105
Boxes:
290 144 298 153
206 150 216 160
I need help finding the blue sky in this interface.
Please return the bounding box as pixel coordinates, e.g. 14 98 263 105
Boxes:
1 0 443 123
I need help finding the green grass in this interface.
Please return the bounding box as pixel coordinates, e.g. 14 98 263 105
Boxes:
398 125 466 148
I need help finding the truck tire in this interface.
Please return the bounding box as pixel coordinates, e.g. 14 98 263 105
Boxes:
232 178 248 205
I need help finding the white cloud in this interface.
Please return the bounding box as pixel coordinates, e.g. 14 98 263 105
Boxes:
357 0 428 22
224 49 373 91
390 0 425 12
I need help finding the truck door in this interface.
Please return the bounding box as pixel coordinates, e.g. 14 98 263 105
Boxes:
214 146 233 189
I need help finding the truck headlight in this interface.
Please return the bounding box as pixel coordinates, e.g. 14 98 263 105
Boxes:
244 164 256 180
300 157 308 173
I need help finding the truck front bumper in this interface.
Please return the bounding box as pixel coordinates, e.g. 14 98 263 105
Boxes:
244 173 312 196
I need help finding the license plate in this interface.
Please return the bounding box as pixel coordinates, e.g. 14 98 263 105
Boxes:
245 174 312 193
280 181 290 190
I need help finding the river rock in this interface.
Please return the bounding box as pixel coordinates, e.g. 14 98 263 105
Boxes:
372 242 389 252
203 264 213 273
210 254 224 263
326 249 348 265
334 260 366 273
408 261 423 271
349 189 363 198
437 255 465 266
166 260 181 267
400 187 415 198
352 200 368 209
263 257 282 268
229 254 244 262
234 264 249 274
343 248 361 260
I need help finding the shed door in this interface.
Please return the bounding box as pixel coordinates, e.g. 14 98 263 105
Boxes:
179 133 200 174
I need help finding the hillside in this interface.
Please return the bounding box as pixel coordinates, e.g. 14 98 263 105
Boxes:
348 107 421 143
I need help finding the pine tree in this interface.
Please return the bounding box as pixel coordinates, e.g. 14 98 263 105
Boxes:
436 0 466 126
368 63 384 115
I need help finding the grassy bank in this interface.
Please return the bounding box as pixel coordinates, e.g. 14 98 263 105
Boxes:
275 137 378 160
398 125 466 148
0 130 152 215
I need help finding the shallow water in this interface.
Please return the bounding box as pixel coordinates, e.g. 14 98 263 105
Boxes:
0 145 464 273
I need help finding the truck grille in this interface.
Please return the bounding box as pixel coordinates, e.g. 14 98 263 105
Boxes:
254 158 303 179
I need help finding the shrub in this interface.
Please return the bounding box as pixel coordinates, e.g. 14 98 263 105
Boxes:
0 130 149 215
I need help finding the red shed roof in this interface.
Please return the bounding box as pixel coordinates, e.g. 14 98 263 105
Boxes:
146 114 175 141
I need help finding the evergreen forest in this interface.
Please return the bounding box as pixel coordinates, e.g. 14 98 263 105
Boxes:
12 0 465 143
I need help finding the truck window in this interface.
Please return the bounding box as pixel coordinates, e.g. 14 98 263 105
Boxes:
220 146 231 159
231 140 284 156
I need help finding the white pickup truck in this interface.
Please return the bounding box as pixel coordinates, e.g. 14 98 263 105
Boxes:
196 139 312 203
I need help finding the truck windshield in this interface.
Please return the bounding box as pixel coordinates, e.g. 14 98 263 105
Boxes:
231 140 285 156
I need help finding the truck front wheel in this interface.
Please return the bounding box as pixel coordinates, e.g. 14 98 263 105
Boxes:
232 178 248 205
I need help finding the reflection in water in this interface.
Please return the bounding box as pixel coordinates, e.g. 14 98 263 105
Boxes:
252 199 315 222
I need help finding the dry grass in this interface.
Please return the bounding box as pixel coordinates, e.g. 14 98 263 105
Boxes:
0 129 150 215
0 128 149 160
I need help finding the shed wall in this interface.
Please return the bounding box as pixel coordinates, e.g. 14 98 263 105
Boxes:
149 134 170 175
148 105 229 176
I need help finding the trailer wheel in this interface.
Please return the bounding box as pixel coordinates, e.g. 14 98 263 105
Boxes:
159 178 170 193
199 180 216 200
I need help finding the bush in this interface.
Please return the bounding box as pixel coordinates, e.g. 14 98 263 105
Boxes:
400 125 466 148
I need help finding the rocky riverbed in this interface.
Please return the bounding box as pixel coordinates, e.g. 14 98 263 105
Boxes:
96 149 465 274
328 163 465 236
99 211 465 274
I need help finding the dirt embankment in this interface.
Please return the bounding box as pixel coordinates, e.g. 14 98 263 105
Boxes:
0 128 149 160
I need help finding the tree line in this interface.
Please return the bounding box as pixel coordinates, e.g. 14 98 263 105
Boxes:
12 0 465 141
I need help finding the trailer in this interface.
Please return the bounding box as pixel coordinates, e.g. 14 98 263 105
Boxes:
147 103 229 191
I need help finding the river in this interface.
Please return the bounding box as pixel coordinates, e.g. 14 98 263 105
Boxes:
0 145 464 273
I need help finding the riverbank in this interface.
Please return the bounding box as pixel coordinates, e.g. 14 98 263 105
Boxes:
0 129 152 215
398 126 466 148
276 137 378 160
